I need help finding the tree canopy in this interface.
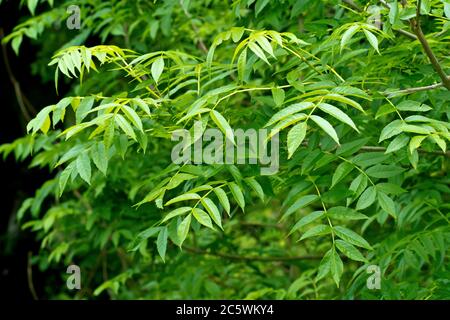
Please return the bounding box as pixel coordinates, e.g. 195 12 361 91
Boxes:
1 0 449 299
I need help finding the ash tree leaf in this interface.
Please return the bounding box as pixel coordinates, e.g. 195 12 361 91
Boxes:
330 248 344 287
366 165 405 178
287 122 307 159
245 177 265 202
161 207 192 223
76 153 91 184
310 115 340 145
166 193 200 206
201 198 223 229
363 29 379 53
340 24 359 51
299 224 331 241
377 192 397 218
316 249 332 281
213 187 230 216
331 162 354 187
237 48 247 82
282 195 319 220
91 142 108 175
248 42 270 65
356 185 377 210
192 208 214 229
228 182 245 210
334 226 372 250
385 134 410 154
265 102 314 127
177 214 191 246
210 110 235 145
318 103 359 132
327 206 368 220
271 87 285 106
335 240 367 262
151 56 164 83
156 227 168 262
289 211 324 235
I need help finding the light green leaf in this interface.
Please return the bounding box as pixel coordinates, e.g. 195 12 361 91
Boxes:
310 115 340 145
177 214 191 246
287 122 307 159
161 207 191 223
151 56 164 83
201 198 223 229
213 187 230 215
299 224 331 241
76 153 91 184
334 226 372 250
156 227 168 262
335 240 367 262
318 103 358 132
356 186 377 210
228 182 245 210
166 193 201 206
210 110 235 145
192 208 213 229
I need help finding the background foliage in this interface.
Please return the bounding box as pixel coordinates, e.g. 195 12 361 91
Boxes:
1 0 449 299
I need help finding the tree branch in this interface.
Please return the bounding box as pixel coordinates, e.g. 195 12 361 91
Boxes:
183 246 321 261
410 0 450 90
384 77 450 96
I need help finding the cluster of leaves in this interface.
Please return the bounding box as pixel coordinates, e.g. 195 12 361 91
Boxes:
1 0 449 299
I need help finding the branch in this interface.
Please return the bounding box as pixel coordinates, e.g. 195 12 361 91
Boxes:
411 0 450 90
384 78 449 96
359 145 450 157
183 246 321 261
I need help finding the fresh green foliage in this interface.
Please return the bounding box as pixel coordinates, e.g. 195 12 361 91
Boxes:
1 0 449 299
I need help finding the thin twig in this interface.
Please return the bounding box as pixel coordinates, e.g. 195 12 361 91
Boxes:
384 78 449 96
27 251 39 300
183 246 321 261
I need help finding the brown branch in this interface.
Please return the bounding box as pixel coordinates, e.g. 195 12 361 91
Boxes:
378 0 418 40
385 78 449 96
183 246 321 261
0 28 35 122
359 145 450 157
27 251 39 300
409 0 450 90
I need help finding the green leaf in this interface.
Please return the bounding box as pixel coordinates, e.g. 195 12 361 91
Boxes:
377 192 397 218
161 207 191 223
363 29 379 53
334 226 372 250
166 193 200 206
156 227 168 262
213 187 230 215
330 248 344 287
327 206 368 220
385 134 410 153
282 195 319 220
237 48 247 82
245 177 265 201
356 186 377 210
177 214 191 246
335 240 366 262
340 24 359 51
210 110 235 145
192 208 213 229
151 56 164 83
271 88 285 106
289 211 324 235
265 102 314 127
299 224 331 241
316 250 332 281
255 34 275 57
115 114 136 140
310 115 340 145
91 142 108 175
122 105 143 132
331 162 354 187
76 153 91 184
287 122 307 159
318 103 358 132
248 42 270 65
366 165 405 178
228 182 245 210
409 135 427 154
201 198 223 229
12 35 23 55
